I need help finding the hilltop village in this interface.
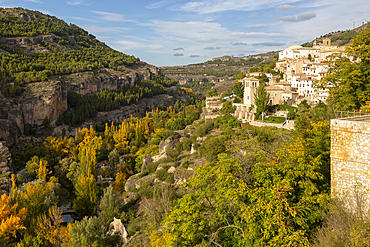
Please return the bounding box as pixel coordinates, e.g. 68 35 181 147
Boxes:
234 38 347 120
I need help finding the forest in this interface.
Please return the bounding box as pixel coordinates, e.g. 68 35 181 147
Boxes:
52 75 177 127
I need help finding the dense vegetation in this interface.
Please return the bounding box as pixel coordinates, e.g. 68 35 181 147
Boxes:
317 23 370 110
205 57 264 66
180 80 215 95
54 75 177 127
330 30 358 46
0 8 141 96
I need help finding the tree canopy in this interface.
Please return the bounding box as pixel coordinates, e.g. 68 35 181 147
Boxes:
318 24 370 110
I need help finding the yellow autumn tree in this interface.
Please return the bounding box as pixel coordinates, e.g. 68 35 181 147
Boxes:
0 193 27 242
36 205 69 246
78 129 102 177
113 121 129 153
38 160 48 181
17 179 57 235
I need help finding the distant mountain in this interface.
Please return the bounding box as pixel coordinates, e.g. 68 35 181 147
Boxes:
162 51 279 92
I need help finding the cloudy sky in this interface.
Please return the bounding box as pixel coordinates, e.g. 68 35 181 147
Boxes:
1 0 369 66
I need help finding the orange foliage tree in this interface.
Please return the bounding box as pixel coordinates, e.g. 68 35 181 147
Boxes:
0 192 27 243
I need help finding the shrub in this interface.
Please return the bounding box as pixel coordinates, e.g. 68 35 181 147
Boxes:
165 174 174 184
139 181 153 198
156 169 168 181
182 161 190 169
181 137 193 151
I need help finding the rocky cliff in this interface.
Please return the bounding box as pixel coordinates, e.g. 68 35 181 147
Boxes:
0 142 13 195
0 65 161 146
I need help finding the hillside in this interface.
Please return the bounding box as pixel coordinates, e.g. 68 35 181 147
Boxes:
0 8 178 146
302 23 368 47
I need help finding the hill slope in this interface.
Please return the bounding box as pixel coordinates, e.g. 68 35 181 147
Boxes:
0 8 175 145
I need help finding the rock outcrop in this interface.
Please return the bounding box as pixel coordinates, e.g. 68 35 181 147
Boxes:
0 65 161 146
107 217 128 244
0 142 13 195
124 173 156 192
141 154 152 173
159 137 179 154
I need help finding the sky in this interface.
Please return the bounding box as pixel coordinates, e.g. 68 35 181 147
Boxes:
1 0 369 66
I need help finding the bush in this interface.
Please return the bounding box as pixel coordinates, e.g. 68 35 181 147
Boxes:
201 135 227 161
165 173 174 184
156 169 168 181
181 137 193 151
166 149 179 161
193 120 214 138
139 181 153 198
182 161 190 169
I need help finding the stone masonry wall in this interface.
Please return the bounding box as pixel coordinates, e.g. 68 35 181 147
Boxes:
331 117 370 212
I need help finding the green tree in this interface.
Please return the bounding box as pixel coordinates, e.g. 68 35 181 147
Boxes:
308 53 313 61
73 173 98 218
68 216 121 247
245 137 330 246
162 154 249 246
220 101 236 114
234 71 245 80
99 185 120 226
42 116 50 128
254 82 270 118
233 81 244 98
318 24 370 110
206 89 218 97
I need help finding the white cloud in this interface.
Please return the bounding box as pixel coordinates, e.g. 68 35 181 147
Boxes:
112 39 163 52
71 16 102 23
66 0 86 5
146 1 172 9
277 11 317 22
248 13 258 17
143 20 286 45
252 42 285 46
91 11 129 22
25 0 42 3
84 26 131 34
172 0 301 14
246 25 269 29
275 4 299 11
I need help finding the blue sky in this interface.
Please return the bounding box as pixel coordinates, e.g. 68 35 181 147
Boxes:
1 0 369 66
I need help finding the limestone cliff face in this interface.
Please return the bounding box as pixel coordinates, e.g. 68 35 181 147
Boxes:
0 65 161 146
0 142 13 195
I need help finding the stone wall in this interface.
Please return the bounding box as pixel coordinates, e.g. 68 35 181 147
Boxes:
245 120 295 130
331 116 370 213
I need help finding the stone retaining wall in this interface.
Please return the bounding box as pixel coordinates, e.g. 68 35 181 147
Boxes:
244 120 295 130
331 117 370 213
